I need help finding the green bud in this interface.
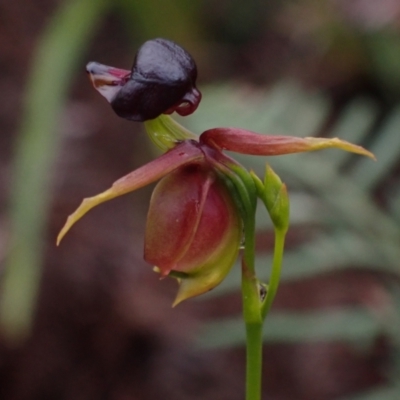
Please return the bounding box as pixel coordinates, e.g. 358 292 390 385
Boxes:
251 165 289 233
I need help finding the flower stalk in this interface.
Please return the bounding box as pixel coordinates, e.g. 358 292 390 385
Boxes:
241 208 264 400
238 164 289 400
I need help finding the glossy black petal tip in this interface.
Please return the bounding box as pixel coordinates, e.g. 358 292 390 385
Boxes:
107 38 202 121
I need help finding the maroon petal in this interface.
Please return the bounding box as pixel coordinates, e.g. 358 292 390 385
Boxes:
57 141 203 244
200 128 375 159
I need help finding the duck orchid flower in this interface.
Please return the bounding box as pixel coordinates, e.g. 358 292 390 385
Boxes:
58 39 375 305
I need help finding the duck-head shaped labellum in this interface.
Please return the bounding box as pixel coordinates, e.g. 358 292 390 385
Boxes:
86 38 202 121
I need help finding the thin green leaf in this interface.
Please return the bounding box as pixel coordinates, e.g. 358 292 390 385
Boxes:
1 0 110 343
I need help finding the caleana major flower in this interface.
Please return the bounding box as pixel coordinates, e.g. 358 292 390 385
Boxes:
57 38 374 306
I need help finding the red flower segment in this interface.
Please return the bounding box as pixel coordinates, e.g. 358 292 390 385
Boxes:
57 125 374 304
58 37 376 305
145 161 242 305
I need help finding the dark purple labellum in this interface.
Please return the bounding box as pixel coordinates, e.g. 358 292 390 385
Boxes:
110 38 201 121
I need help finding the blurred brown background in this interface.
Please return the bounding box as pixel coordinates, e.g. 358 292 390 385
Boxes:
1 1 400 399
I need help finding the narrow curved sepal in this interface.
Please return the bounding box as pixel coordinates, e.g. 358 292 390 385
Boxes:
57 141 203 245
57 188 116 246
200 128 376 160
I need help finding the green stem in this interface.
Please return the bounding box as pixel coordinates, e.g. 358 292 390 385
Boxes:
262 228 286 320
210 149 265 400
241 211 263 400
245 322 263 400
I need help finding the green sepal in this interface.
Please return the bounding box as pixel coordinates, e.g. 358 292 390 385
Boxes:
144 114 198 151
251 165 289 233
207 155 258 235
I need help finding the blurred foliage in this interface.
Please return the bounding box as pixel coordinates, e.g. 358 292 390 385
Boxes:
2 0 400 398
185 82 400 399
116 0 202 44
0 0 110 343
